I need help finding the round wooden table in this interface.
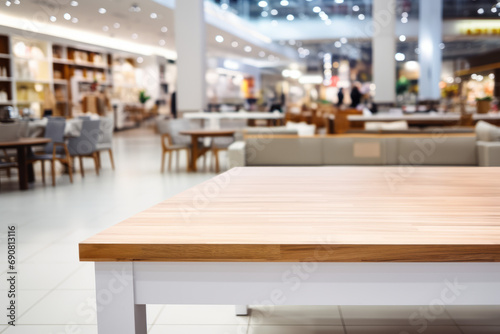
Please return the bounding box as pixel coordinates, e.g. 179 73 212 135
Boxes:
179 130 235 172
0 137 51 190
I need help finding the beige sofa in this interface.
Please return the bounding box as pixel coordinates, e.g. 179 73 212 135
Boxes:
228 122 500 167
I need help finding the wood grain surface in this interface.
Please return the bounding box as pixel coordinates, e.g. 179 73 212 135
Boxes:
79 167 500 262
0 137 51 148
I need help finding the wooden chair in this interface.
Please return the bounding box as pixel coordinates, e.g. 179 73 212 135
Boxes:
68 119 100 177
157 119 190 172
96 117 115 170
28 119 73 186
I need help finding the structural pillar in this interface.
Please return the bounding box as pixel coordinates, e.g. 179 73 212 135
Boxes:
175 0 206 113
372 0 396 105
418 0 443 102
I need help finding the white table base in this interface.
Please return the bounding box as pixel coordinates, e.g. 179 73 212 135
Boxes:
95 262 500 334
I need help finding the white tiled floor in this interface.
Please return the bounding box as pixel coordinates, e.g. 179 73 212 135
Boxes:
0 125 499 333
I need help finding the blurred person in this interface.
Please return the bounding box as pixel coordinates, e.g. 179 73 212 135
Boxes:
350 85 362 108
337 88 344 106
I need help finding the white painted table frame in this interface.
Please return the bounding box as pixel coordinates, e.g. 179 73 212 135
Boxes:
95 261 500 334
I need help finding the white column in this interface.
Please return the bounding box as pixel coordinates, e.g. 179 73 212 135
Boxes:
175 0 206 113
372 0 396 104
418 0 443 101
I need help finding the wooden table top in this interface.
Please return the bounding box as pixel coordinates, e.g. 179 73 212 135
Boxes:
79 167 500 263
0 137 51 148
179 129 236 137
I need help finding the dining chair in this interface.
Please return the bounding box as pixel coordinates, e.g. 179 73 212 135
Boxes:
96 117 115 170
27 119 73 186
157 119 190 172
210 119 245 173
68 119 101 177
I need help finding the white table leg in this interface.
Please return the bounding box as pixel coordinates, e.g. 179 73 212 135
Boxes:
95 262 147 334
235 305 248 316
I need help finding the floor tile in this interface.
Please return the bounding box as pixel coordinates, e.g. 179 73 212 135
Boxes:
446 306 500 325
149 324 248 334
0 325 97 334
58 263 95 290
250 306 342 326
341 306 454 326
154 305 250 325
248 325 345 334
345 326 462 334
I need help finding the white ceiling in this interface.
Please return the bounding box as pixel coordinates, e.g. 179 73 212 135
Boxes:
0 0 291 64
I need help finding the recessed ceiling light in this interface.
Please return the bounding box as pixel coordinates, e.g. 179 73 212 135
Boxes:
161 26 168 33
340 37 347 44
5 1 11 6
102 25 109 32
50 16 56 22
399 35 406 42
159 39 166 46
271 9 278 15
395 53 405 61
136 57 143 64
131 33 138 39
358 14 365 20
64 13 71 20
231 41 238 47
129 4 141 12
477 8 484 14
113 22 120 28
220 3 228 10
313 6 321 13
150 12 158 19
244 46 252 52
334 41 342 48
258 1 267 8
70 1 78 6
259 51 266 57
98 8 106 14
492 7 498 13
215 35 224 43
286 14 294 20
280 0 288 6
401 17 408 23
71 17 78 23
352 5 359 12
335 0 344 3
261 11 268 17
13 0 19 4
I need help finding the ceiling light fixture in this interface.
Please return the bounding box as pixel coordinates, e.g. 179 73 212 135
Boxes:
113 22 120 28
395 53 405 61
477 8 484 14
401 17 408 23
64 13 71 20
161 26 168 33
13 0 18 4
258 1 267 8
70 1 78 6
313 6 321 13
340 37 347 44
280 0 289 6
334 41 342 48
399 35 406 42
136 57 143 64
353 5 359 12
102 25 109 32
131 33 138 39
259 51 266 57
244 46 252 52
358 14 365 20
286 14 294 20
335 0 344 3
150 12 158 19
71 17 78 23
271 9 278 15
221 3 228 10
231 41 238 47
98 8 106 14
261 11 268 17
5 1 11 6
49 16 56 22
215 35 224 43
159 39 166 46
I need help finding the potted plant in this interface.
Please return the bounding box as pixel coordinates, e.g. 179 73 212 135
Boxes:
476 96 493 114
139 90 151 106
